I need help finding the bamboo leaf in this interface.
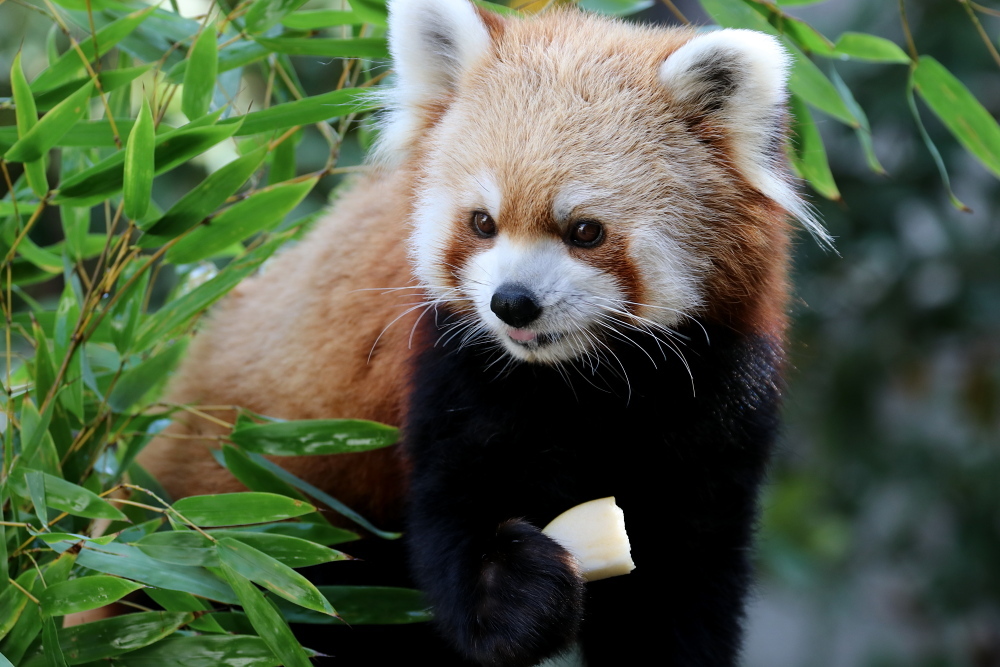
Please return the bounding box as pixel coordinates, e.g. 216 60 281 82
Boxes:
912 55 1000 180
132 234 286 350
107 635 281 667
279 586 432 625
182 26 219 121
165 177 317 264
172 492 316 527
788 94 840 200
53 611 194 664
243 452 401 539
10 52 47 196
41 616 69 667
5 81 94 163
124 97 155 221
31 6 157 92
10 470 127 520
219 564 313 667
216 538 336 616
39 576 145 616
141 145 268 237
253 36 389 59
34 66 152 112
833 32 911 64
906 75 970 211
246 0 311 33
280 10 369 29
229 418 398 456
227 87 376 136
55 119 243 206
70 541 238 604
106 341 188 413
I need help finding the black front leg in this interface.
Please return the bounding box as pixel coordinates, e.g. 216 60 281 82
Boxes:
407 475 585 667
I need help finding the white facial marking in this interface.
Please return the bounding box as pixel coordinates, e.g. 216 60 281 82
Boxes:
474 172 502 219
552 183 614 228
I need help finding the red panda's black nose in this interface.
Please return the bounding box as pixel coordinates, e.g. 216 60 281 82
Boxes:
490 284 542 328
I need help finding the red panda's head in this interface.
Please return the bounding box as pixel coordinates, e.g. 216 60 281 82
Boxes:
377 0 828 364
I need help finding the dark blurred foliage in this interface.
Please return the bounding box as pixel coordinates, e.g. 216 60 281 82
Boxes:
2 0 998 664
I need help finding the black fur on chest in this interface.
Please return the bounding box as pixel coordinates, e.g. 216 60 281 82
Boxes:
402 317 784 666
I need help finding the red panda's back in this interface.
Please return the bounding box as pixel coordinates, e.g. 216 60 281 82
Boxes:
137 169 418 525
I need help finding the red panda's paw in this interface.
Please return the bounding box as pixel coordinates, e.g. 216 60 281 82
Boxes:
462 519 585 667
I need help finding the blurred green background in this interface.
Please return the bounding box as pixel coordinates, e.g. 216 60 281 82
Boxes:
2 0 998 665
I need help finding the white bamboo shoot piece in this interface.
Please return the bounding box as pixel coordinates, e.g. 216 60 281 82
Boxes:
542 497 634 582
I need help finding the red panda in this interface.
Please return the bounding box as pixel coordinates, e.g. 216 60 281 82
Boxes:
138 1 828 665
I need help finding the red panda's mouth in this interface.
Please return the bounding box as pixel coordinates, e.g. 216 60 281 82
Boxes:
507 329 564 347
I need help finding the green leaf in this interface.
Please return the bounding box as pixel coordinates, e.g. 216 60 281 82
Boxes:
106 342 188 412
124 97 155 221
281 586 431 625
165 41 271 85
141 145 268 237
773 14 835 57
0 651 13 667
53 611 193 664
172 492 316 527
10 52 47 196
59 206 90 261
25 469 48 525
12 470 127 521
143 589 227 634
268 132 298 185
38 576 145 616
253 36 389 59
230 417 398 456
30 5 155 90
135 530 216 566
577 0 654 16
217 444 311 503
106 635 281 667
34 66 152 112
906 76 970 211
829 67 886 175
131 234 286 350
912 55 1000 180
31 321 57 416
832 32 911 64
246 0 311 33
280 10 368 29
228 87 376 136
243 452 400 539
182 26 219 121
137 529 349 568
219 564 313 667
239 521 358 545
166 177 317 264
217 538 336 616
41 616 69 667
5 80 94 163
70 541 238 604
55 119 243 206
0 570 39 643
213 531 351 568
788 94 839 200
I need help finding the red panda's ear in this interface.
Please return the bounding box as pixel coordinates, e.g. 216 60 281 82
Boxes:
659 30 830 245
374 0 496 164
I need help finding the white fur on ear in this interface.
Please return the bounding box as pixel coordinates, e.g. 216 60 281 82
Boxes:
373 0 491 164
660 30 830 246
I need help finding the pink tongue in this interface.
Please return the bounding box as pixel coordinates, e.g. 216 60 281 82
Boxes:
509 329 537 342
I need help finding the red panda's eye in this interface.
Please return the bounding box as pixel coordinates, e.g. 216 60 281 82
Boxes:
471 211 497 238
569 220 604 247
